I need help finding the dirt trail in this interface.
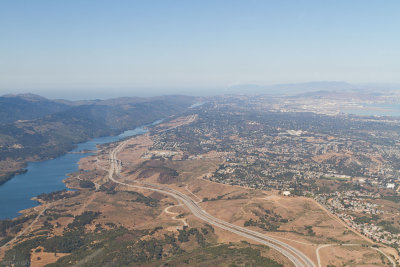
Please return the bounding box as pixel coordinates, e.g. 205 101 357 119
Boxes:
163 204 188 229
76 193 97 215
313 200 373 243
0 205 48 251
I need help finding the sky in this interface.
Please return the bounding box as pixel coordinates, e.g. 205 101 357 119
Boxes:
0 0 399 99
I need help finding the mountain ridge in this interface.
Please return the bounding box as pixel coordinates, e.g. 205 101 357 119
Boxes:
0 94 197 184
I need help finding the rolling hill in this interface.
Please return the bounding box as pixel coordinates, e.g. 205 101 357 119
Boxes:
0 94 196 184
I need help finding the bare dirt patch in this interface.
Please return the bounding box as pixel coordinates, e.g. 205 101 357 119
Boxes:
30 247 69 267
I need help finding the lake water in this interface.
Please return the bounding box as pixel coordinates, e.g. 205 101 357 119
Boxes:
0 120 161 220
343 104 400 117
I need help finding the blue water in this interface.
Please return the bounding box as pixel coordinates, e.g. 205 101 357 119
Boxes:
343 104 400 117
0 121 161 220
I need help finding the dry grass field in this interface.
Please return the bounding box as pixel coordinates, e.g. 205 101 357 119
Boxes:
111 132 398 266
30 247 69 267
2 115 398 266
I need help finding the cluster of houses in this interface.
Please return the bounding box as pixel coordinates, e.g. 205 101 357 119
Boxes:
315 191 400 247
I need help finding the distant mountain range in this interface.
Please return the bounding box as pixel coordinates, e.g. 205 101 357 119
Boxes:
290 90 386 101
226 81 355 95
226 81 400 95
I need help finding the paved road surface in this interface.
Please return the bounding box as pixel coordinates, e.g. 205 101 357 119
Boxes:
108 140 316 267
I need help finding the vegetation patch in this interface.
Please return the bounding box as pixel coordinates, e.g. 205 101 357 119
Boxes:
0 215 35 236
244 209 286 231
125 191 160 207
37 190 80 202
78 180 95 188
159 243 283 267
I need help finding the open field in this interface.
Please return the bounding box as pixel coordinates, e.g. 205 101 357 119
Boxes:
112 130 397 266
1 114 398 266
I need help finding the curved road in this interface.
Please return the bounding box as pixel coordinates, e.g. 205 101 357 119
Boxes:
108 141 316 267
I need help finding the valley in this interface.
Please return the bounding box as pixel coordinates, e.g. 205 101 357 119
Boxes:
0 94 196 185
2 96 400 266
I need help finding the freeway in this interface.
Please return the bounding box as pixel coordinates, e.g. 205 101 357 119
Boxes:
108 140 316 267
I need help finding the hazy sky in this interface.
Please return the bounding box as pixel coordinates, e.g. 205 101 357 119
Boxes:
1 0 399 98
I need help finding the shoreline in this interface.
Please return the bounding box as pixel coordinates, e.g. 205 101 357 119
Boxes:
0 167 28 185
0 120 163 221
0 131 119 187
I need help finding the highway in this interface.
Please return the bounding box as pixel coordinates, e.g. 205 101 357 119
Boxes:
108 140 316 267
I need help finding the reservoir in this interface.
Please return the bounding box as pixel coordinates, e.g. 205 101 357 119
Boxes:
0 121 161 220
